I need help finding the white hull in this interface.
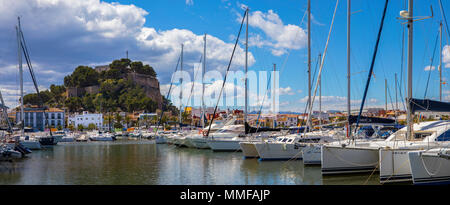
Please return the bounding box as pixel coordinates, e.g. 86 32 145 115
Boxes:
240 142 259 158
191 138 210 149
254 142 304 160
321 145 379 175
409 150 450 185
302 144 322 165
379 148 415 183
207 139 243 152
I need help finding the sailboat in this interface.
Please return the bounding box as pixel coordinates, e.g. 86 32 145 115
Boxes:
321 1 450 182
14 17 41 150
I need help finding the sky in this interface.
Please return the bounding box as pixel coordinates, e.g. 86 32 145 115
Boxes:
0 0 450 113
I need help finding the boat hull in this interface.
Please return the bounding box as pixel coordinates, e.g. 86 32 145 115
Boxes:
321 145 379 175
302 144 322 165
207 139 242 152
409 151 450 185
254 142 304 160
379 148 414 183
240 142 259 158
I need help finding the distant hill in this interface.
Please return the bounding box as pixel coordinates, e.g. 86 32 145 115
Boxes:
23 58 178 115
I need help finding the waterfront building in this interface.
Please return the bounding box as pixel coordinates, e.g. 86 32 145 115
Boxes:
15 107 65 131
68 111 103 129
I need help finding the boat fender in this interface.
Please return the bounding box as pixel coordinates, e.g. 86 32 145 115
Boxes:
341 144 347 148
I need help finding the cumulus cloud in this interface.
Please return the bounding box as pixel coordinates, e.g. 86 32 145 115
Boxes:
244 10 307 56
0 0 255 107
444 45 450 68
186 0 194 6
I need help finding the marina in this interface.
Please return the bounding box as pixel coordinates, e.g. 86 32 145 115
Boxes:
1 0 450 187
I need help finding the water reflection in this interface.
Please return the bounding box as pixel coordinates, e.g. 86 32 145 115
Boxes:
0 141 381 185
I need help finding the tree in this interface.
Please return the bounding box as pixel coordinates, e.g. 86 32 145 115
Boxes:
68 124 75 131
88 123 97 130
77 124 84 131
64 66 99 87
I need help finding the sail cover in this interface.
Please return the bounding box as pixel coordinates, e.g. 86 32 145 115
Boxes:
245 122 281 134
410 98 450 113
348 115 395 125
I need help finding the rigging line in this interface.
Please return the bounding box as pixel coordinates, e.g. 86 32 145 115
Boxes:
355 0 389 129
424 32 440 99
153 55 181 136
438 0 450 40
206 9 247 137
303 0 339 137
185 55 203 108
255 69 272 133
19 27 53 137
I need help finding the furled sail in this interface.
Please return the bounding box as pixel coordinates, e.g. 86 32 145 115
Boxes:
348 115 395 125
410 98 450 113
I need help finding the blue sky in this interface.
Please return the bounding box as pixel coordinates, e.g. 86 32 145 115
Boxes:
0 0 449 112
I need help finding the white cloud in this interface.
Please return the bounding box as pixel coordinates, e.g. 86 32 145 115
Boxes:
0 0 255 107
186 0 194 6
244 10 307 56
444 45 450 68
424 65 435 71
276 87 295 96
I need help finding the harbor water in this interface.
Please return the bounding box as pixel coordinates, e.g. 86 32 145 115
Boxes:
0 140 381 185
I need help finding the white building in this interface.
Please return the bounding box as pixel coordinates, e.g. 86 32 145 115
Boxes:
68 111 103 129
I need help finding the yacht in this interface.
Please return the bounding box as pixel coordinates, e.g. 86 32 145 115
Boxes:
408 147 450 185
240 132 283 158
252 131 336 161
378 121 450 183
19 135 42 150
321 121 450 178
89 131 115 141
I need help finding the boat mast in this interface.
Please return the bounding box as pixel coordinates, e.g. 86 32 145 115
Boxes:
17 17 24 137
245 7 249 126
385 78 388 111
406 0 413 140
202 34 206 129
395 73 398 124
319 54 322 131
307 0 312 131
180 44 183 129
273 63 276 129
347 0 351 138
439 21 442 101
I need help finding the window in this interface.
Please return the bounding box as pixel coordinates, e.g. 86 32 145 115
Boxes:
287 139 293 143
282 138 288 142
437 130 450 141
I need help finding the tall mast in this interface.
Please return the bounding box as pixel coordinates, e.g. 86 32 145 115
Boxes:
347 0 351 138
395 73 398 123
385 78 388 111
17 17 24 137
245 8 249 125
307 0 312 131
273 63 276 129
319 54 322 131
202 34 206 129
180 44 183 128
406 0 413 140
439 21 443 101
